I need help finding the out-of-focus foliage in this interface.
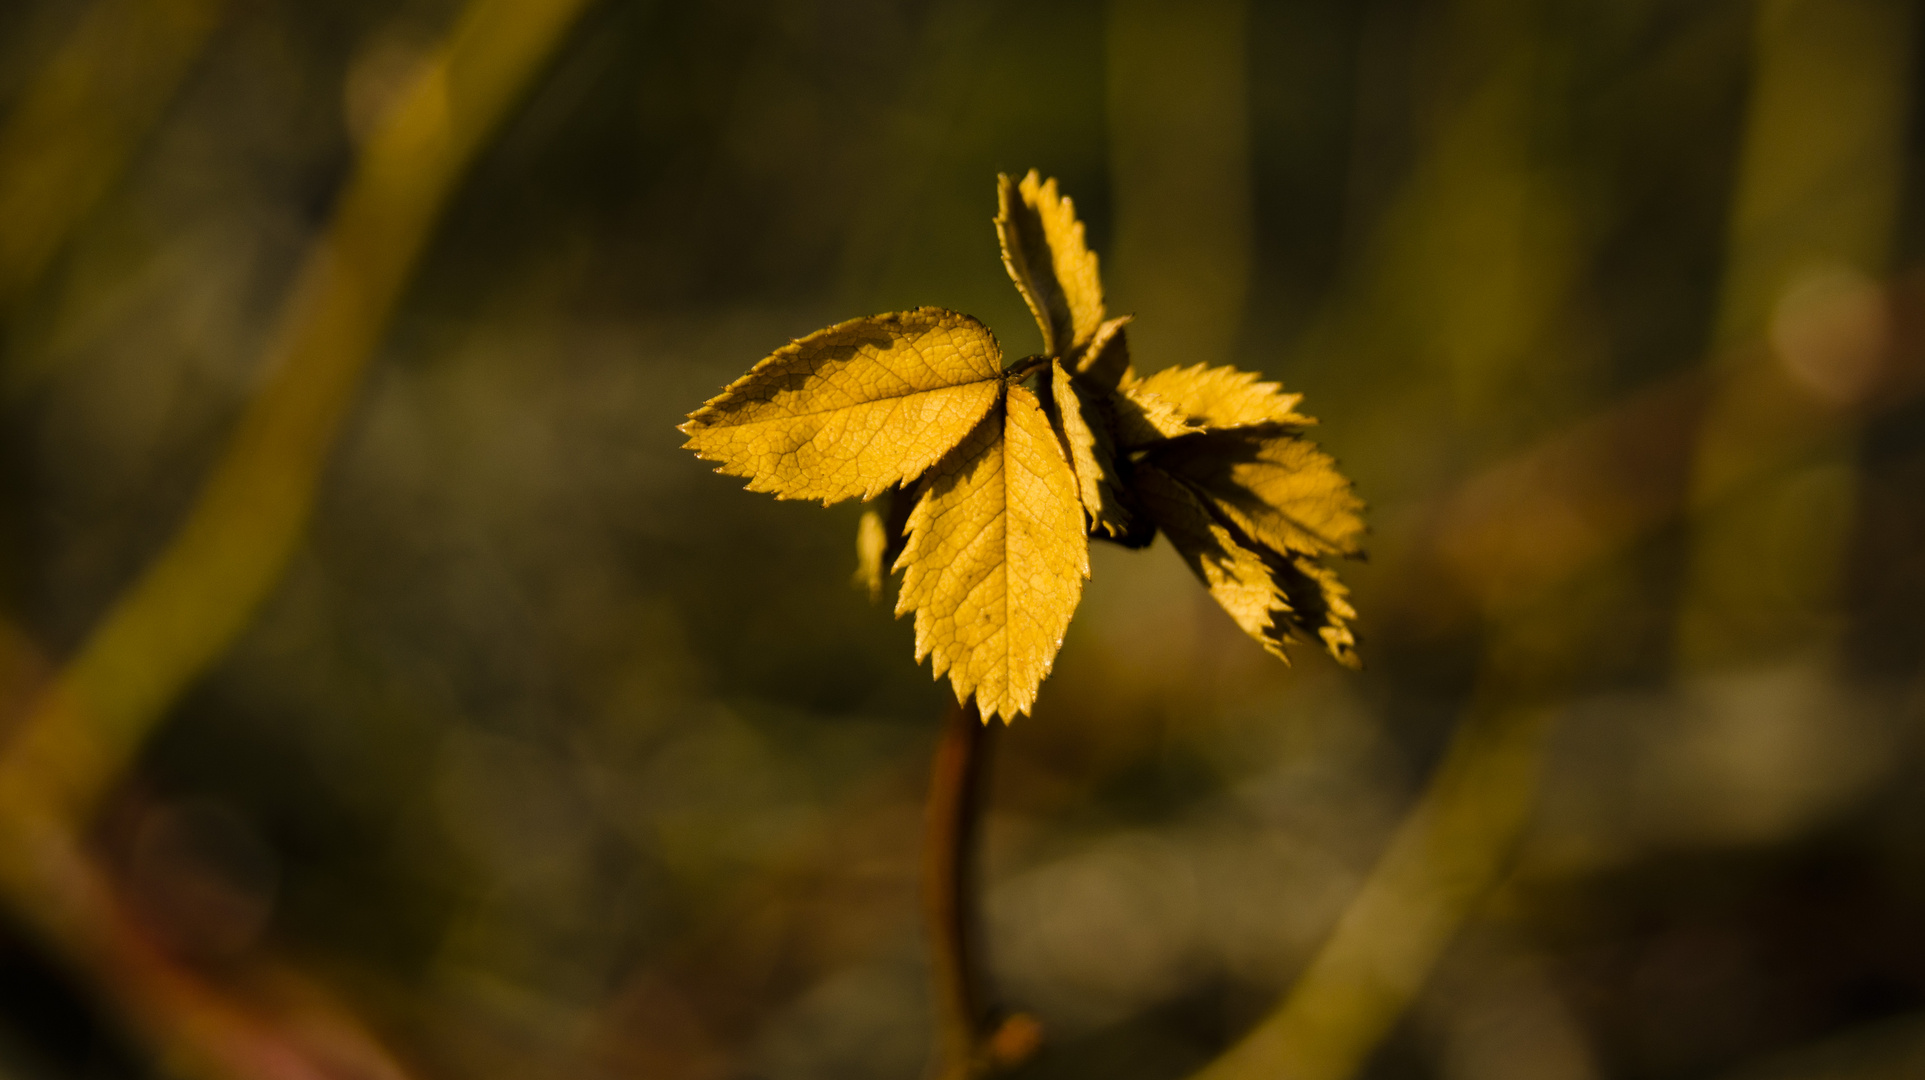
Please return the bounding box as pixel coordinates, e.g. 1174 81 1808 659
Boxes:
2 0 1925 1079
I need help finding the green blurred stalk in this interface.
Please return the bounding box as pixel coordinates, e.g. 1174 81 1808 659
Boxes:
1187 2 1590 1077
1191 3 1919 1079
1106 0 1252 372
1188 691 1555 1080
1675 0 1915 671
0 3 594 1072
0 0 594 828
0 0 229 312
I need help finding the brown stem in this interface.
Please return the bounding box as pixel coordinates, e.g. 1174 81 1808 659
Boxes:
1001 355 1050 381
924 695 991 1079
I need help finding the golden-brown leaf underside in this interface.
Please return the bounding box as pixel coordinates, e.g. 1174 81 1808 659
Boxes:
1145 429 1366 560
1135 465 1358 667
680 308 1002 504
1051 358 1139 540
895 385 1089 723
997 170 1106 359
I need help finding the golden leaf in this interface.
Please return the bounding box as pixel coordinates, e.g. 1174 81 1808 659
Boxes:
1133 362 1312 429
680 308 1003 504
996 170 1105 359
1283 554 1360 667
895 385 1089 722
1075 314 1134 389
1135 466 1284 655
1113 379 1197 448
1050 358 1142 541
1136 465 1359 667
1145 429 1366 559
852 485 918 602
854 508 886 601
685 171 1367 713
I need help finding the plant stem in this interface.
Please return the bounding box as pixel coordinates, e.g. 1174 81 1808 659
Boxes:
924 695 992 1079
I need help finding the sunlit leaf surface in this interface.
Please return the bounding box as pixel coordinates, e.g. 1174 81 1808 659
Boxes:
1133 362 1312 430
681 308 1003 504
1147 429 1366 559
1050 357 1140 541
894 385 1089 723
997 169 1106 359
687 172 1362 721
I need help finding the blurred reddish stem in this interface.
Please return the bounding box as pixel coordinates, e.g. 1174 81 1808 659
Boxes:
0 625 417 1080
926 696 1044 1078
925 695 991 1079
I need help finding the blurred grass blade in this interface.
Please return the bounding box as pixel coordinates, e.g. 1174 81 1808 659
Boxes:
1188 693 1553 1080
1675 0 1913 670
0 0 595 827
0 618 422 1080
1106 0 1252 371
0 0 228 309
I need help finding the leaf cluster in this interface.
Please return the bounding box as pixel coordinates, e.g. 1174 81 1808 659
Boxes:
681 172 1363 722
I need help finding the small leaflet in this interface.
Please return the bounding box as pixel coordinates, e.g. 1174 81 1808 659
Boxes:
1136 464 1360 667
1050 358 1139 541
680 308 1003 505
1133 363 1312 430
852 485 920 601
895 386 1089 723
1145 429 1366 559
1135 464 1292 660
1113 379 1197 448
854 508 886 601
996 171 1107 359
1075 315 1134 389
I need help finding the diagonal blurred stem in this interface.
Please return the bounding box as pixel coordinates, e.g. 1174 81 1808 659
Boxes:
0 6 593 1075
1184 277 1925 1080
0 0 230 314
925 695 992 1080
1186 667 1557 1080
0 0 594 835
0 619 419 1080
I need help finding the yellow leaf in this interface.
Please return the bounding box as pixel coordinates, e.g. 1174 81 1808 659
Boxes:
1137 464 1359 667
1112 380 1196 448
1135 465 1284 656
854 508 886 601
852 485 918 602
1050 358 1143 542
680 308 1003 504
1133 363 1312 429
1145 429 1366 559
895 385 1089 722
1284 554 1360 668
996 170 1105 359
1075 314 1134 389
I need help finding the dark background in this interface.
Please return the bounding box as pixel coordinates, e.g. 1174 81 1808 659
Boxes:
3 0 1925 1078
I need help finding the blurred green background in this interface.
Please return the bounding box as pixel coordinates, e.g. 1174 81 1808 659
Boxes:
3 0 1925 1078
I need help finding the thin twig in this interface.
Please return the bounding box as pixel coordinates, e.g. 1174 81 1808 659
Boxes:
924 695 991 1079
0 0 230 313
1184 694 1554 1080
0 0 594 832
